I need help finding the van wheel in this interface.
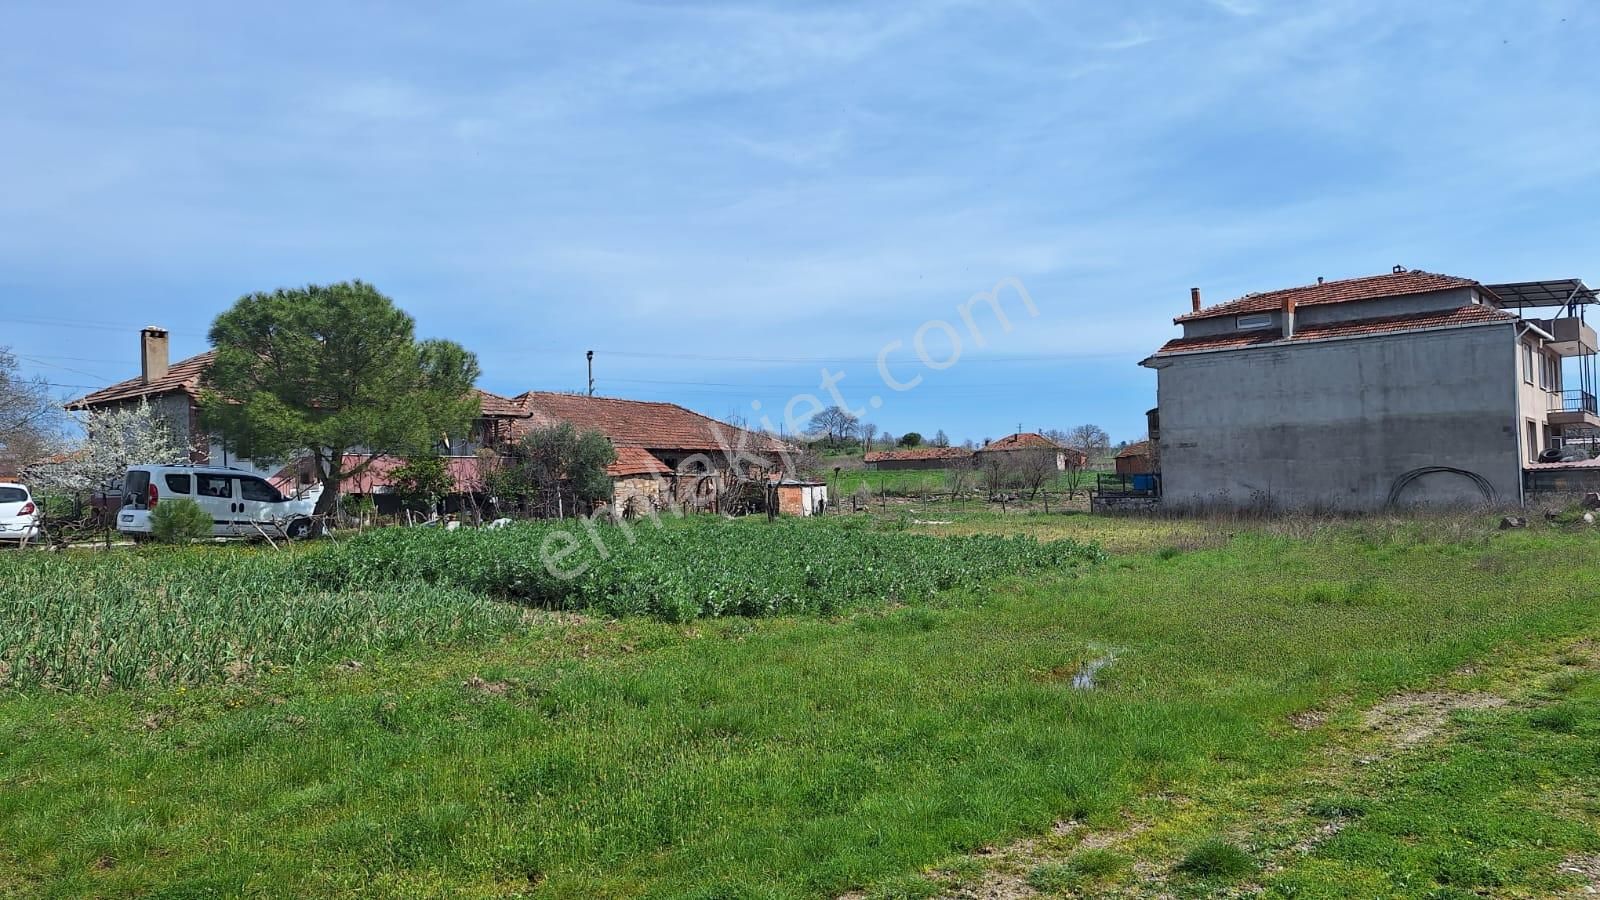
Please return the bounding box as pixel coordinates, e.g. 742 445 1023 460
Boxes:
284 517 315 540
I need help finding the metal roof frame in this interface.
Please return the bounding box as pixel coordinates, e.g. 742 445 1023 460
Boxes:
1484 279 1596 318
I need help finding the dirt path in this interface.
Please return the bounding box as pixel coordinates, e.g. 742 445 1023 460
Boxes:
842 636 1600 899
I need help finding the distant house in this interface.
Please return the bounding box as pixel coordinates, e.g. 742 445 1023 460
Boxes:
1141 270 1599 509
863 447 972 471
66 329 269 472
70 328 799 515
1114 440 1156 475
975 432 1085 471
471 389 794 514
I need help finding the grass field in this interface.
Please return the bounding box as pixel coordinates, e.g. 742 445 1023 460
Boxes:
1 513 1597 897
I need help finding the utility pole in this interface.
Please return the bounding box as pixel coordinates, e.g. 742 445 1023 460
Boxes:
586 350 595 397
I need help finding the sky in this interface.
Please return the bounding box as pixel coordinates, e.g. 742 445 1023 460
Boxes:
3 1 1597 444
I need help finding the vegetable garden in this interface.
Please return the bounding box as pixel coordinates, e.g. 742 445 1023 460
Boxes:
0 518 1100 691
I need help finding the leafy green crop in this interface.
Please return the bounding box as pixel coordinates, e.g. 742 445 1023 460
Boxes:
296 517 1103 621
0 518 1100 691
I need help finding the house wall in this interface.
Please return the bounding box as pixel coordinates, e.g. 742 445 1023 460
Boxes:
1514 332 1564 464
1115 454 1155 475
776 484 827 516
612 475 665 516
1151 323 1522 510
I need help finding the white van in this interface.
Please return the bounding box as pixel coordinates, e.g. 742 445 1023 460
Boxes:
117 465 317 539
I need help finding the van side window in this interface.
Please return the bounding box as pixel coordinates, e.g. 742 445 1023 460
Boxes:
239 478 282 503
164 474 192 494
197 474 233 498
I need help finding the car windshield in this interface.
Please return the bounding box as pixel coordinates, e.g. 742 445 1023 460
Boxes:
0 487 27 503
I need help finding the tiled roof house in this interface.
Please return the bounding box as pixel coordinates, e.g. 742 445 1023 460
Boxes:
1141 268 1600 509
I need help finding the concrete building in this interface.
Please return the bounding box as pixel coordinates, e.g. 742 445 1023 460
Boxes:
1141 269 1598 510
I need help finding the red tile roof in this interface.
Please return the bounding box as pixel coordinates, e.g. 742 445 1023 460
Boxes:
67 350 217 409
1116 440 1153 459
268 454 494 496
980 432 1062 451
1154 304 1516 355
607 447 673 477
863 447 971 463
497 391 791 454
474 389 526 417
1176 270 1479 323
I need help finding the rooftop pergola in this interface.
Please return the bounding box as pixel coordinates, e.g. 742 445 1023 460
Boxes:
1485 279 1597 319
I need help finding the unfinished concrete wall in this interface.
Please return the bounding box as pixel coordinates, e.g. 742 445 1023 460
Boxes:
1151 322 1522 510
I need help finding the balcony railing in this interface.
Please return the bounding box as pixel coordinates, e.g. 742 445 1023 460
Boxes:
1551 390 1599 415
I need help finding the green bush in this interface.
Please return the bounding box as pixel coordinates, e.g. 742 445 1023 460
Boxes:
150 498 213 544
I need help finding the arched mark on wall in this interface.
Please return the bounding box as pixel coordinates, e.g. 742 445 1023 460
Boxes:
1385 466 1497 508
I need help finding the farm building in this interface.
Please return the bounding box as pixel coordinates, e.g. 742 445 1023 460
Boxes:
768 478 829 517
975 433 1085 471
474 389 794 515
1114 440 1156 475
863 447 972 470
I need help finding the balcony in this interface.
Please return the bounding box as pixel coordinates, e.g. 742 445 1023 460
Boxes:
1531 317 1598 357
1549 390 1600 428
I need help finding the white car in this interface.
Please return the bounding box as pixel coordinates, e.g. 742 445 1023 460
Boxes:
116 465 317 539
0 483 43 544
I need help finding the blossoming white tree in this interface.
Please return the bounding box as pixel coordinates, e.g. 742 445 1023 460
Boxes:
27 402 188 494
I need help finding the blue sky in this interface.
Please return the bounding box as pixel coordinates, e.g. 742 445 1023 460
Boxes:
4 1 1596 444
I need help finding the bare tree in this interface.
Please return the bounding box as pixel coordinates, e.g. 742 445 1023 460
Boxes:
807 406 860 449
1061 450 1092 500
861 422 878 453
879 431 894 450
932 429 950 448
945 456 974 496
0 348 65 474
1015 450 1056 499
1064 424 1111 469
979 453 1013 499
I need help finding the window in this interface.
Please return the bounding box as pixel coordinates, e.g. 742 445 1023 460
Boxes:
123 470 150 508
1523 342 1535 385
197 474 233 498
164 473 192 494
1527 419 1541 463
1237 313 1273 330
0 487 27 503
239 478 282 503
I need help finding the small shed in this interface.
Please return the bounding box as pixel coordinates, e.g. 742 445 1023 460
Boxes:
768 478 828 517
1114 440 1156 475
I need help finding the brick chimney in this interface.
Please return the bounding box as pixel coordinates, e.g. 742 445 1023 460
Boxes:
140 326 169 384
1282 295 1297 339
1190 287 1201 313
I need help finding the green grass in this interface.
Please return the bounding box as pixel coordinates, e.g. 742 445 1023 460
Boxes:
831 467 1101 500
1267 673 1600 896
0 517 1596 896
1175 837 1256 880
